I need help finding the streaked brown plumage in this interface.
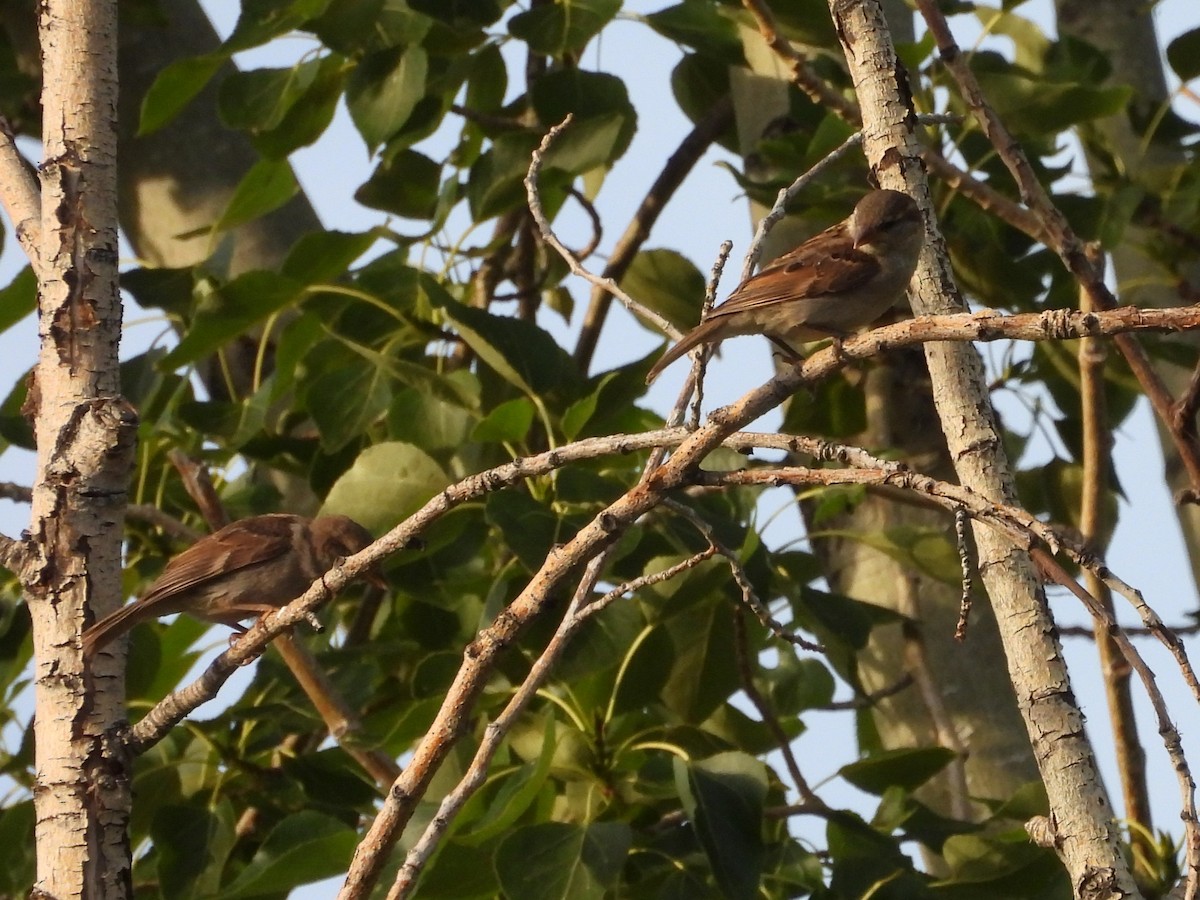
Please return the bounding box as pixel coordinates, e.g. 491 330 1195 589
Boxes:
82 514 383 656
645 189 924 383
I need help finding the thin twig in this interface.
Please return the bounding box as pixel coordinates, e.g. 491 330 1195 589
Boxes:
1077 249 1152 851
1033 549 1199 891
915 0 1200 509
732 606 826 807
952 509 973 641
390 543 720 898
575 96 734 369
686 240 734 429
663 498 821 651
525 116 677 341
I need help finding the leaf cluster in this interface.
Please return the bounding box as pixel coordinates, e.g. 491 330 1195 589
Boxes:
0 0 1195 895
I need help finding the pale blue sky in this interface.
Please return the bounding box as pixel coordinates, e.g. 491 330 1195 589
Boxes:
0 1 1197 893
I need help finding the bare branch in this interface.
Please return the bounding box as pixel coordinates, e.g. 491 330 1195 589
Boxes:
575 95 734 369
0 116 41 273
525 116 678 343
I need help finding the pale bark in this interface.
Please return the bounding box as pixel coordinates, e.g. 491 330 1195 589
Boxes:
27 1 135 897
827 0 1137 895
733 0 1037 825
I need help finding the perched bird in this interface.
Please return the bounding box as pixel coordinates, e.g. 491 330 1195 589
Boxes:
645 189 924 383
82 513 384 656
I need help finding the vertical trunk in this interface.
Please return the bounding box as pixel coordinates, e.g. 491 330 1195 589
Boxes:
731 0 1038 827
826 0 1138 893
29 0 134 895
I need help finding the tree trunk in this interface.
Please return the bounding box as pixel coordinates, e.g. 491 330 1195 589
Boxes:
27 1 135 895
729 0 1038 827
827 0 1137 893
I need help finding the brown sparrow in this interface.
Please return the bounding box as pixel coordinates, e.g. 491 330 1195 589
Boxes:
82 514 384 656
645 189 924 383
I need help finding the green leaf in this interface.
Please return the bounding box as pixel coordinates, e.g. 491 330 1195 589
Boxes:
494 821 632 900
178 389 271 448
619 248 706 334
214 158 299 233
840 747 958 795
218 59 321 133
658 575 739 722
387 385 476 450
561 373 614 440
282 229 377 283
973 68 1132 132
1167 27 1200 81
671 54 731 144
974 7 1050 72
781 376 868 438
941 831 1066 890
508 0 620 58
827 815 921 896
0 266 35 333
138 54 225 136
459 715 557 845
531 69 636 165
220 811 356 898
407 0 505 28
467 132 541 220
440 297 581 400
355 148 442 218
540 113 628 176
0 801 34 896
310 0 433 54
225 0 334 52
321 440 450 533
766 656 836 714
409 841 501 898
472 397 535 444
346 45 428 151
303 352 392 451
674 753 768 900
253 55 346 158
121 266 196 317
485 491 565 572
645 3 745 63
0 367 33 452
162 270 302 367
152 802 235 899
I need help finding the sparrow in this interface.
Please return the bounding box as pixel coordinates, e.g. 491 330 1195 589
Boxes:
82 513 384 656
645 189 924 383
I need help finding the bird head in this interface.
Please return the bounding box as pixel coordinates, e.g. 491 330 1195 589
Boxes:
849 189 923 250
312 515 388 589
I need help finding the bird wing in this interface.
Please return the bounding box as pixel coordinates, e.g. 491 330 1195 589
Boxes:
712 230 880 319
139 515 298 604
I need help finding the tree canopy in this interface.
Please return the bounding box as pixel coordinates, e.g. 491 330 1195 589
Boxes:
0 0 1198 897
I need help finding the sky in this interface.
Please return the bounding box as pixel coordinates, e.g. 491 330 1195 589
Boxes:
0 0 1198 893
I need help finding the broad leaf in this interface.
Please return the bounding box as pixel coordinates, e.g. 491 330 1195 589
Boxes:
346 45 428 151
674 753 768 900
494 821 631 900
321 440 450 533
138 54 225 135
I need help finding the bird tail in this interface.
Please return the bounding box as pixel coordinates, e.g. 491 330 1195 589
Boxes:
81 603 148 657
645 318 726 384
